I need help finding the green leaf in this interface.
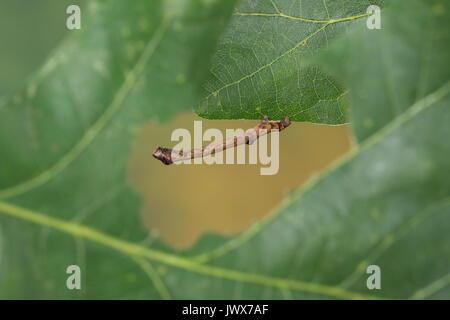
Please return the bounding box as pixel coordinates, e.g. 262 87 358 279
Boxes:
195 0 385 124
1 0 449 300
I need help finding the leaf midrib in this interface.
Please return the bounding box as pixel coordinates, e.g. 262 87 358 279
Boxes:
234 10 372 24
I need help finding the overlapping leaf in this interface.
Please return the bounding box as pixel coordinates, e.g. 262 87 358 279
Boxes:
195 0 384 124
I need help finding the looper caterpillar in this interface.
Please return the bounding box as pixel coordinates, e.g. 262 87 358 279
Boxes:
152 115 291 165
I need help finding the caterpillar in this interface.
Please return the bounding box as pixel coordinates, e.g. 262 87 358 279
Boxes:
152 115 291 165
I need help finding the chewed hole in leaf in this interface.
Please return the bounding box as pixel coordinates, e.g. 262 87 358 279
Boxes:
128 112 352 248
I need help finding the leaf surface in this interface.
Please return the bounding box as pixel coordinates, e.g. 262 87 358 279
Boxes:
195 0 384 123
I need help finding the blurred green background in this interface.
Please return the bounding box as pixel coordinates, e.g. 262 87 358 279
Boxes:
0 0 74 99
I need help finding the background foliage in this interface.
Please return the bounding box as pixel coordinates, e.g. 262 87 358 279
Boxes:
0 0 448 299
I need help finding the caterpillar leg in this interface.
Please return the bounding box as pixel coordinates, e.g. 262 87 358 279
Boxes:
281 115 291 128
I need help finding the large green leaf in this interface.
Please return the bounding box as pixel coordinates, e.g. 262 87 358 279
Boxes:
195 0 384 124
1 0 449 300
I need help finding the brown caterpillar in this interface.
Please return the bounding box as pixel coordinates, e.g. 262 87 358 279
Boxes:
152 115 291 165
